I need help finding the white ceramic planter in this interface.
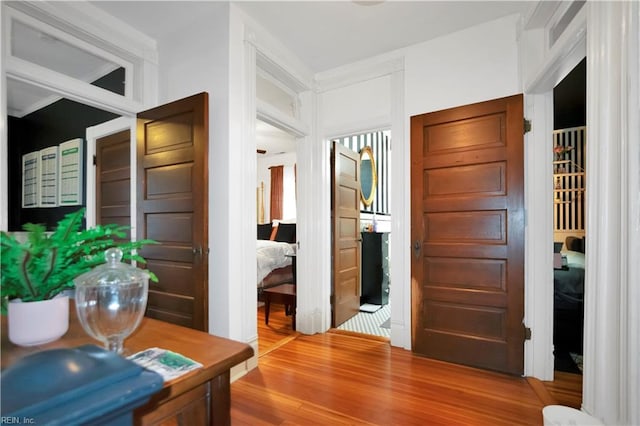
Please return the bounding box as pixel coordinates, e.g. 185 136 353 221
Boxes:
8 295 69 346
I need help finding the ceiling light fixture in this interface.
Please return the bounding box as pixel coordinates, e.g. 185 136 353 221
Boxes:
352 1 385 6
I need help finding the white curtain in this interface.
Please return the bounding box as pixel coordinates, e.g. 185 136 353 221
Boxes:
282 165 296 220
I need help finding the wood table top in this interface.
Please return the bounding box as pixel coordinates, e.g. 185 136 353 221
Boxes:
1 301 254 394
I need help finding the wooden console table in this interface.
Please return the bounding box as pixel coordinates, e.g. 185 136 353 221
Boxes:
1 305 253 425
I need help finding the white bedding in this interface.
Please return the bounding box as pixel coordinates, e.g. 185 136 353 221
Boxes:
257 240 294 284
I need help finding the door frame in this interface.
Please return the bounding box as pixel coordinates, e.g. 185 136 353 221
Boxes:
522 4 587 381
523 8 640 422
240 22 315 357
317 56 408 347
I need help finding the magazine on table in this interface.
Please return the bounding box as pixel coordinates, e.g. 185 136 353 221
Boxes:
128 347 203 381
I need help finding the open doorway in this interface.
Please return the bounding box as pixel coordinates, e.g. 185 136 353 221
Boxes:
255 119 299 355
550 57 586 406
331 130 391 339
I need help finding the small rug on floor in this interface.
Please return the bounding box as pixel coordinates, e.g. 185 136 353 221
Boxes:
359 303 381 313
337 304 390 338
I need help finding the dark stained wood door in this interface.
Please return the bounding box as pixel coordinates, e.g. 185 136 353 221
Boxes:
137 92 209 331
410 94 525 375
96 130 130 241
331 141 361 327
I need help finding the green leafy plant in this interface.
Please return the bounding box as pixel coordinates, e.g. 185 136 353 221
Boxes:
1 208 157 314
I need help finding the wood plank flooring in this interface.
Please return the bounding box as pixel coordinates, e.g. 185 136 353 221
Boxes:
232 332 546 425
542 371 583 409
252 304 582 425
257 303 298 356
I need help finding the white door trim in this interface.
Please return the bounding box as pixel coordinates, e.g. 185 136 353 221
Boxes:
582 2 640 424
523 92 555 381
521 4 586 381
240 21 316 362
522 3 640 423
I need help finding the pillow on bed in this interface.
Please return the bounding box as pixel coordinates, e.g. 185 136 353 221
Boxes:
257 223 273 240
563 250 585 269
274 223 296 243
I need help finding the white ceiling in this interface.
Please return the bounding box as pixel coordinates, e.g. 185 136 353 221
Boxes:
256 119 297 156
89 1 536 74
8 0 536 154
235 1 535 73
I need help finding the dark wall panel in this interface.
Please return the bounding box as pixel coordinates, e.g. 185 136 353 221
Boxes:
554 58 586 130
7 68 123 230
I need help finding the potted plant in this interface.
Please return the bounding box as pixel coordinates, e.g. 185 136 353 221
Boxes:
553 144 574 173
1 208 156 346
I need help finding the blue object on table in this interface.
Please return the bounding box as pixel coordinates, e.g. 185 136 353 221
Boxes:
1 344 164 425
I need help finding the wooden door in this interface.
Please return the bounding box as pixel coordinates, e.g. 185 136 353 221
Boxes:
410 94 525 375
331 141 361 327
96 130 130 241
137 92 209 331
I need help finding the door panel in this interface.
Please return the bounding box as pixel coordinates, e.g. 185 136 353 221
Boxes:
137 92 209 331
331 141 361 327
411 94 525 375
96 130 131 240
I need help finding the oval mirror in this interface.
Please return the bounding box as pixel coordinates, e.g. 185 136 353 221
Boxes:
359 146 377 207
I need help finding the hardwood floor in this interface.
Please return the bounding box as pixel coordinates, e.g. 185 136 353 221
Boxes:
232 332 546 425
252 302 581 424
257 303 298 356
542 371 583 409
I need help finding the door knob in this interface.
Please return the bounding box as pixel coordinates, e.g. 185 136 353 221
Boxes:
413 240 422 259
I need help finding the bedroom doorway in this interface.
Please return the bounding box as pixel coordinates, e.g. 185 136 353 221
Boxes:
331 130 392 339
551 58 586 394
255 118 299 355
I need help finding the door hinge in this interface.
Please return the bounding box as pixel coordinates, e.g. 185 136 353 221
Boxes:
93 155 97 165
524 326 532 340
524 118 532 134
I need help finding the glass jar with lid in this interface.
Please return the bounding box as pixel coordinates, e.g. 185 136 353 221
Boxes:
74 248 149 354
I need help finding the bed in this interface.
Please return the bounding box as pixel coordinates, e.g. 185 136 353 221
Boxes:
257 222 296 290
554 247 585 353
257 240 294 288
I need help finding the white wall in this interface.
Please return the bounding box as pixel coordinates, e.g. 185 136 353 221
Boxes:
405 14 522 116
320 75 392 136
